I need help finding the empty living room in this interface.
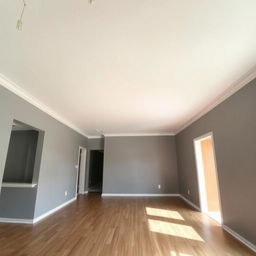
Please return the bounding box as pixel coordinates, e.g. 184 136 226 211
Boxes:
0 0 256 255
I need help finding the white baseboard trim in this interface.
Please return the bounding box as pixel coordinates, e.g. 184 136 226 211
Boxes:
179 194 201 211
33 197 77 224
0 218 33 224
222 225 256 253
179 195 256 253
79 191 88 195
101 193 179 197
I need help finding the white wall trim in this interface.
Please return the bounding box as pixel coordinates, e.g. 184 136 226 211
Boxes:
1 182 37 188
1 195 255 253
179 195 256 253
179 194 201 211
0 197 77 224
176 67 256 134
104 133 175 137
87 135 103 139
223 225 256 253
102 193 179 197
79 191 88 195
33 197 76 224
76 147 87 195
0 218 33 224
0 74 88 138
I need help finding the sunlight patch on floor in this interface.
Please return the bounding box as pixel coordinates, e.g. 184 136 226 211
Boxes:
146 207 184 220
170 251 192 256
148 219 204 242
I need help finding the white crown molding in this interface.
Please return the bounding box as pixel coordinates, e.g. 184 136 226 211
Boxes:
101 193 179 197
104 133 175 137
223 225 256 253
176 67 256 134
0 74 89 138
87 135 104 139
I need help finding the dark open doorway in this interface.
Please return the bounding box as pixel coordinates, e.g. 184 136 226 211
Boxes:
88 150 104 193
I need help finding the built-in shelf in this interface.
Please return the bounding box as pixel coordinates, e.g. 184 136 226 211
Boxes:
1 183 37 188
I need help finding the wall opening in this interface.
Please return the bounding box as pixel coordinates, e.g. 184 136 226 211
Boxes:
2 120 44 185
88 150 104 193
0 120 44 220
194 133 222 224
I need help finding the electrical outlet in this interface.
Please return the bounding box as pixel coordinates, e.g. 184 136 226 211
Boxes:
65 191 68 196
158 184 161 189
188 189 190 195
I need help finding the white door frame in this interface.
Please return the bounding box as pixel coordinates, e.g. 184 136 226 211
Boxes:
193 132 223 224
75 146 87 196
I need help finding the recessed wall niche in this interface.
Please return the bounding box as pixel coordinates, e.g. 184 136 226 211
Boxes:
2 120 44 184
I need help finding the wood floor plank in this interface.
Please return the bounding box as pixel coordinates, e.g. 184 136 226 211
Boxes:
0 194 254 256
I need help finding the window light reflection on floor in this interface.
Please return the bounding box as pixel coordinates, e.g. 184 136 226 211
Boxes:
146 207 184 220
170 251 192 256
148 219 204 242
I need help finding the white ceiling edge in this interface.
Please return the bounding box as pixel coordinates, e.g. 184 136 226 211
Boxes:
1 66 256 139
175 66 256 135
104 133 175 137
0 73 89 138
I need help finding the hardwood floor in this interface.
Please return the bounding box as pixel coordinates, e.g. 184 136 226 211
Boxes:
0 194 254 256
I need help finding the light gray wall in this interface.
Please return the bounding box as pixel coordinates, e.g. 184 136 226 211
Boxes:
0 188 37 219
176 78 256 245
0 85 87 219
87 138 104 150
103 136 178 194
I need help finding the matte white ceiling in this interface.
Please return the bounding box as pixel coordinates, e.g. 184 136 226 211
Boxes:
1 0 256 137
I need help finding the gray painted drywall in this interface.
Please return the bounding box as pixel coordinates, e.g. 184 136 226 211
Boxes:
32 131 45 185
0 188 37 219
0 85 87 219
87 138 104 150
103 136 178 194
176 78 256 245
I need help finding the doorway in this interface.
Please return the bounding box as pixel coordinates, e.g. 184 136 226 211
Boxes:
76 147 87 195
194 133 222 224
88 150 104 193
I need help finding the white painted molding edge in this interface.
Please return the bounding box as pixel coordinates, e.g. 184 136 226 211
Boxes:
223 225 256 253
176 67 256 134
0 218 33 224
104 133 175 137
0 74 88 138
179 194 201 211
87 135 103 139
33 197 76 224
101 193 179 197
79 191 88 195
0 74 175 139
0 197 77 224
1 182 37 188
179 195 256 253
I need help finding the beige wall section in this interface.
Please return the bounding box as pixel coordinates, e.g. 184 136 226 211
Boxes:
201 138 220 212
